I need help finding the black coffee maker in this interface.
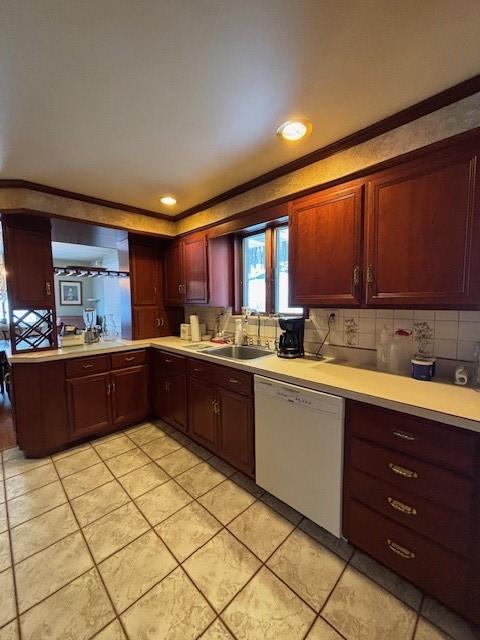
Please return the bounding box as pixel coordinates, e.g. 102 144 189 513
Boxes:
277 317 305 358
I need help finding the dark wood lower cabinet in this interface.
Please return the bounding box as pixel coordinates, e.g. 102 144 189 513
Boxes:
343 400 480 626
66 372 112 437
188 377 217 449
217 387 254 476
111 365 149 427
152 351 188 432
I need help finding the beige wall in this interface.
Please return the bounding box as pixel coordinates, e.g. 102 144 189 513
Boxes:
1 92 480 237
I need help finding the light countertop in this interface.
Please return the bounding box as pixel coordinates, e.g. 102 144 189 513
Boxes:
9 336 480 433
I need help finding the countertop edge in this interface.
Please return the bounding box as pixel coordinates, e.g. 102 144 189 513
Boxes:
8 337 480 433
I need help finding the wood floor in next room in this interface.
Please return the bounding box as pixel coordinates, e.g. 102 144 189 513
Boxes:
0 421 477 640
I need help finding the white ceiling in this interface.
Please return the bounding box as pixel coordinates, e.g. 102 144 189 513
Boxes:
51 242 117 263
1 1 480 217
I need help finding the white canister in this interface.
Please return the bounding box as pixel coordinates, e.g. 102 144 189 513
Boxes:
190 315 201 342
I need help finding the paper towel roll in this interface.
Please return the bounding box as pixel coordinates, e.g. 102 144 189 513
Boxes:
190 315 201 342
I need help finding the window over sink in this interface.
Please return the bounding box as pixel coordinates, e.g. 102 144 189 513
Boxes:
241 224 302 315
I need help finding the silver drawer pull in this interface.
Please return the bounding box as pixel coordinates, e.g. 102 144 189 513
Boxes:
164 358 172 364
387 539 415 560
388 497 417 516
228 378 240 384
193 368 202 372
82 364 94 369
389 463 418 479
392 430 417 442
125 356 135 362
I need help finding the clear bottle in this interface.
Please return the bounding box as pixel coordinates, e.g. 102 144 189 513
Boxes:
389 330 414 375
376 325 391 372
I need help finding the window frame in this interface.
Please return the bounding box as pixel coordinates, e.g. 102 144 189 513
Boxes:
235 220 304 316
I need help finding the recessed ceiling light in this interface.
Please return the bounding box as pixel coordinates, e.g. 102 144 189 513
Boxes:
276 119 312 141
160 196 177 206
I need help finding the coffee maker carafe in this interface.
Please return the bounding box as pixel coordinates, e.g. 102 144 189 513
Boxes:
277 317 305 359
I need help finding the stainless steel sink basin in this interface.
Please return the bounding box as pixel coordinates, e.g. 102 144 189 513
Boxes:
206 345 272 360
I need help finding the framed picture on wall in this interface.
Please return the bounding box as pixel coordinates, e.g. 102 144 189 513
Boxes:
59 280 83 306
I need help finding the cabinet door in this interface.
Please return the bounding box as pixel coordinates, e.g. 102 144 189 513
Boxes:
289 184 363 306
183 233 208 303
152 352 169 421
167 369 188 432
164 241 184 305
130 243 159 306
2 216 55 308
188 377 217 449
217 387 254 476
111 365 149 427
365 151 480 307
133 306 167 339
66 372 112 437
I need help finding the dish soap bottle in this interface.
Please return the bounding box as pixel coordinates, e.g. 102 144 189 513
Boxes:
376 325 391 372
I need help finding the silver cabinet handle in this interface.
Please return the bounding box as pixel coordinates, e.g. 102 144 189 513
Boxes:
367 265 375 284
111 381 116 392
228 378 240 384
388 497 417 516
125 356 135 362
45 282 52 296
156 318 165 328
82 363 94 369
106 383 111 395
392 430 417 442
387 539 415 560
389 463 418 479
164 358 172 364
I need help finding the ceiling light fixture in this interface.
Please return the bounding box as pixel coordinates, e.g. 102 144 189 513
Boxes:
276 119 312 141
160 196 177 206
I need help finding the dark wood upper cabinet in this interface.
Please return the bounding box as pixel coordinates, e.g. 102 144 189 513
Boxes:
289 184 364 307
129 242 159 306
183 232 208 304
164 241 184 305
365 148 480 307
217 386 254 476
164 233 233 307
2 215 55 309
110 365 149 427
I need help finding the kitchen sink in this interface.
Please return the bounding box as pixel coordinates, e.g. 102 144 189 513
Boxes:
206 345 272 360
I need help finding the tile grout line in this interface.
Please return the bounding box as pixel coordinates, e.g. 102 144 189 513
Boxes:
50 454 132 640
6 423 468 640
1 448 23 640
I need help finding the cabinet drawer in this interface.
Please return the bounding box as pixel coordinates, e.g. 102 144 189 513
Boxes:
157 350 186 371
187 358 218 383
349 468 471 557
215 367 252 396
345 500 470 616
65 355 110 378
350 437 473 515
347 401 477 476
111 350 147 369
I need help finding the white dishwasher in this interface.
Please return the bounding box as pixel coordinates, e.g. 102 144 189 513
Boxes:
254 375 345 537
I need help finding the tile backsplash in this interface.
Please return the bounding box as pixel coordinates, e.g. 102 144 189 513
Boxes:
184 306 480 364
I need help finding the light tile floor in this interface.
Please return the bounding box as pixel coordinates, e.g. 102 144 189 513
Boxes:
0 421 478 640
